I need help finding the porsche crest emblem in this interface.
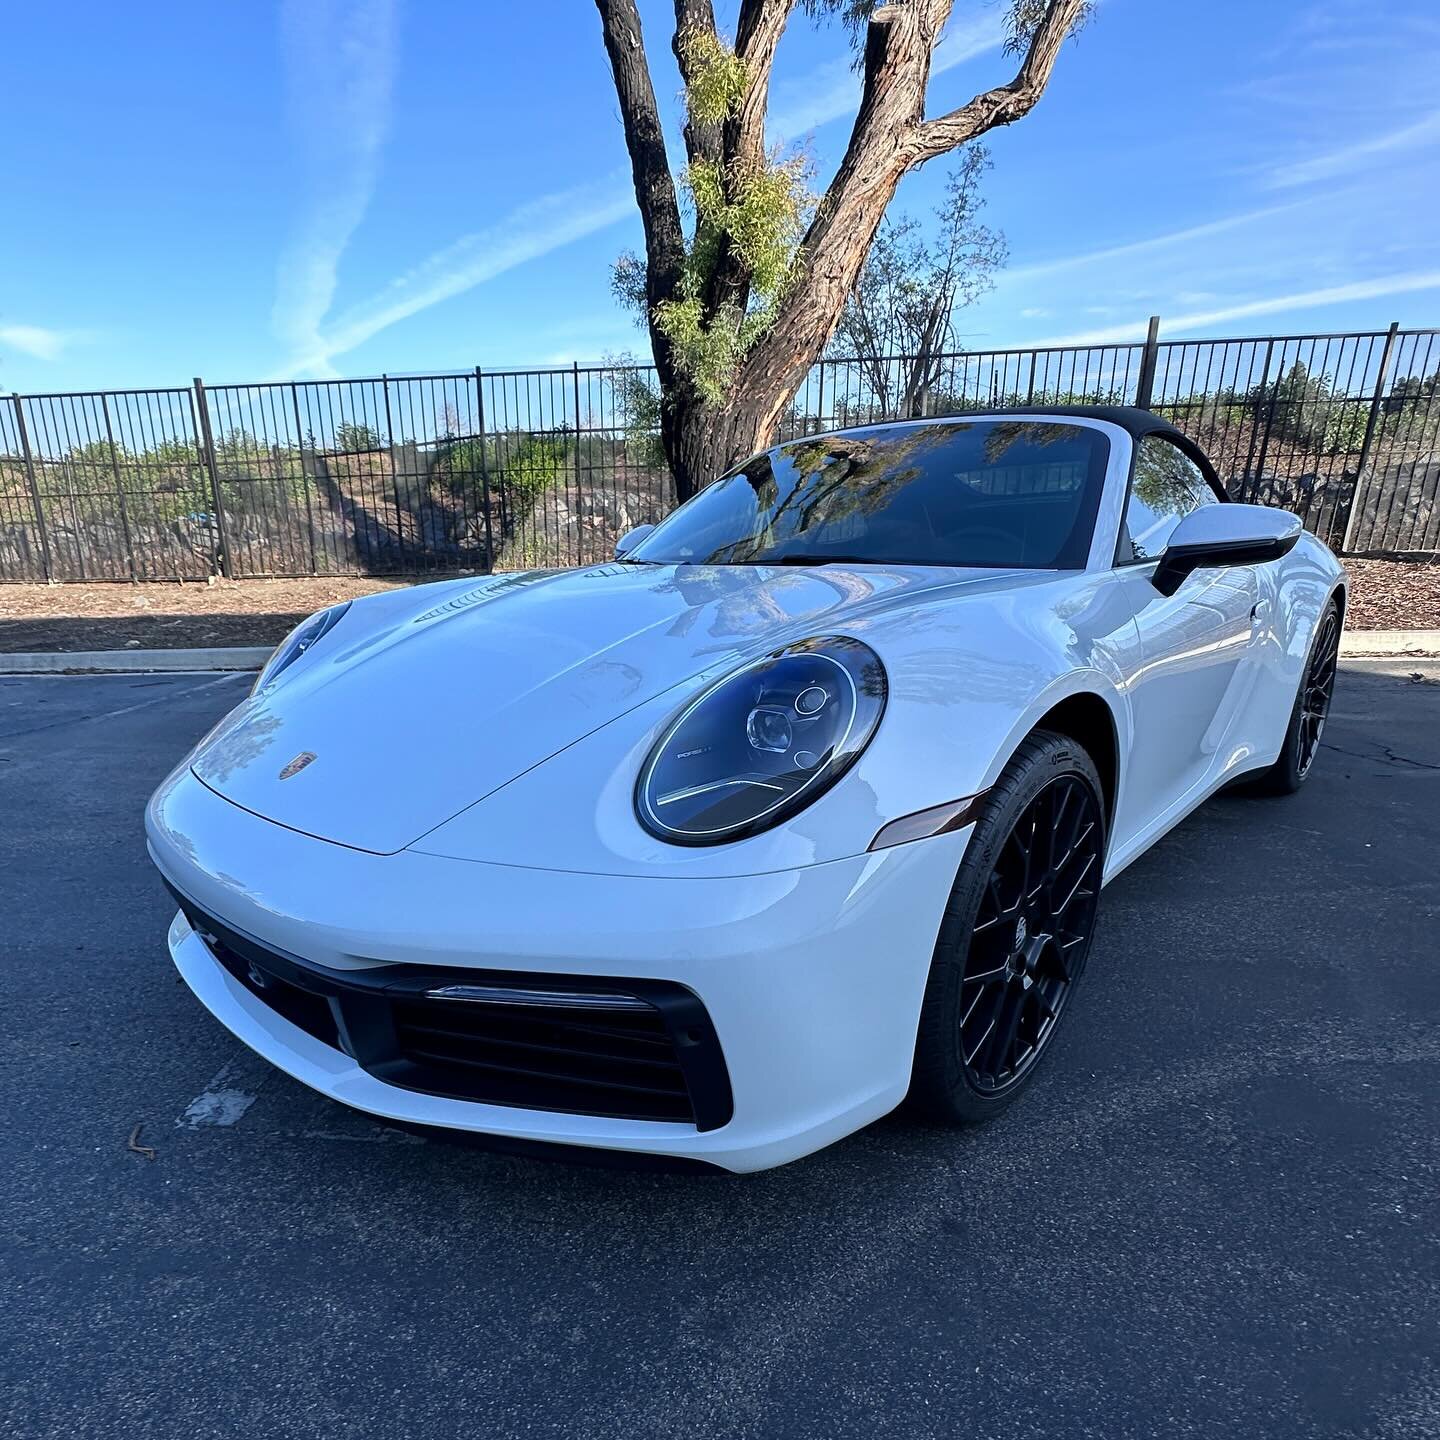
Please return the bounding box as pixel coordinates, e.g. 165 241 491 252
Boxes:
278 751 317 781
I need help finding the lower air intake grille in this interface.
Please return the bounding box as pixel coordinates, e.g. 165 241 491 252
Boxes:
168 884 732 1130
389 996 694 1123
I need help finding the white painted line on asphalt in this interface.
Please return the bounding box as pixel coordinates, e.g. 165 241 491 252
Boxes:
0 671 246 742
177 1055 271 1129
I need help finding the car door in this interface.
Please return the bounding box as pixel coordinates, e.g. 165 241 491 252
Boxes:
1110 434 1264 834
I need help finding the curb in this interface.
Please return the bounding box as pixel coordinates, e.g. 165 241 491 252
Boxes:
0 629 1436 676
1339 628 1440 657
0 646 271 675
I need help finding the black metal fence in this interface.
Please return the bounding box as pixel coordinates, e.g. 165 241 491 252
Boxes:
2 321 1436 583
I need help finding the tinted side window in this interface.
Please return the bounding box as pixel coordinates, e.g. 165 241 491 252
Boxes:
1117 436 1218 563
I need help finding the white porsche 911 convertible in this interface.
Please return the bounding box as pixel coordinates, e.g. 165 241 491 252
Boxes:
147 406 1345 1172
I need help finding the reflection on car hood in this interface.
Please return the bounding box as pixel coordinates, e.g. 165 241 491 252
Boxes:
190 562 1025 854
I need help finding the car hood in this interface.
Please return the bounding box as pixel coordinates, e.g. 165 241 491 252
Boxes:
190 562 1024 854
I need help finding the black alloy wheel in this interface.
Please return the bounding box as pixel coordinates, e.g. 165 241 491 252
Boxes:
960 774 1101 1095
1297 605 1340 779
911 730 1106 1124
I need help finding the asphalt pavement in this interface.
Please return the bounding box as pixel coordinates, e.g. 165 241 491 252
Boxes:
2 661 1438 1440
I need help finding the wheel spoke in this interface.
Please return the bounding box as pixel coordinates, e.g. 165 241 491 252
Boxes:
964 1015 996 1069
985 984 1027 1077
1054 851 1097 916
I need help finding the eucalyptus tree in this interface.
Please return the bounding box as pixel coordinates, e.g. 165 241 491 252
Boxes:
595 0 1091 498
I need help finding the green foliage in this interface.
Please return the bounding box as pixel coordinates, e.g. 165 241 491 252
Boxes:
603 353 665 468
503 432 569 509
1003 0 1095 55
610 251 648 319
1247 362 1367 455
654 153 811 403
215 427 265 467
679 27 748 125
335 421 385 453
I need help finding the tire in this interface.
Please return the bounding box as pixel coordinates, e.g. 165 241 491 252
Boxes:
1247 597 1341 796
909 730 1106 1125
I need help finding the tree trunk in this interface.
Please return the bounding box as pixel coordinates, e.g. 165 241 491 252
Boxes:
662 387 779 502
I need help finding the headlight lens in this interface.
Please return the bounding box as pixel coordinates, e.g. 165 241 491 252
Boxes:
253 602 351 693
636 636 887 845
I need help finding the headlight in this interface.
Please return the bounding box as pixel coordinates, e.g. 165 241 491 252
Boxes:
253 602 351 693
636 636 887 845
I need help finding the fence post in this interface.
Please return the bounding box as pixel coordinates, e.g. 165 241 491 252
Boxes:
475 366 495 573
1339 321 1401 557
99 393 138 581
12 396 53 582
1240 338 1276 503
572 362 585 567
290 383 319 574
815 360 826 435
381 375 407 568
1133 315 1161 409
193 377 234 578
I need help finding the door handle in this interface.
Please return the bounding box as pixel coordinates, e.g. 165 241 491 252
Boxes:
1251 599 1270 625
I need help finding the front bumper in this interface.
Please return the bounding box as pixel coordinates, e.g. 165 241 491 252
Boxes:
147 767 969 1172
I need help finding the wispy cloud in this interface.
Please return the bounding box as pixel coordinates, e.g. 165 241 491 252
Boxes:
769 11 1003 140
272 0 397 374
1264 106 1440 189
1028 269 1440 347
280 179 634 375
0 324 87 361
1001 201 1308 285
276 9 1012 375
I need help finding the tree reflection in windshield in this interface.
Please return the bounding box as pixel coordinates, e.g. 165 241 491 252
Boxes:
631 420 1109 570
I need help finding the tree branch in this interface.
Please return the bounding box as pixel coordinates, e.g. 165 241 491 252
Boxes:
672 0 723 168
594 0 688 383
730 0 793 170
908 0 1087 162
697 0 795 324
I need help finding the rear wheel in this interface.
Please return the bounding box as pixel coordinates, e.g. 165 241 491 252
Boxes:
910 731 1104 1125
1249 598 1341 795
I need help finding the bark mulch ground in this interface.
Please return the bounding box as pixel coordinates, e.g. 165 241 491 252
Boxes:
2 559 1438 654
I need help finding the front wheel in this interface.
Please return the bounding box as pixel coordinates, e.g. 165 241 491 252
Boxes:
909 731 1105 1125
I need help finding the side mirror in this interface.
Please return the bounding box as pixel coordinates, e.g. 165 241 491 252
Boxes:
614 523 655 560
1152 504 1302 597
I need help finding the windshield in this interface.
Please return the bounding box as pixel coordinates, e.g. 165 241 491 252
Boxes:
631 419 1110 570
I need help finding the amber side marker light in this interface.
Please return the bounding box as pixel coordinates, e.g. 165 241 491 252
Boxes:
868 792 988 852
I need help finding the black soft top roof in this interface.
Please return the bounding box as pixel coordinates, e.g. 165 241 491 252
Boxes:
820 403 1223 489
938 404 1187 442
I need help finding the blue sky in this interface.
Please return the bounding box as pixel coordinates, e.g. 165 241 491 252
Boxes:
1 0 1437 393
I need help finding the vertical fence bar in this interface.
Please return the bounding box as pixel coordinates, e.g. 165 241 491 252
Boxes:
98 394 138 581
1133 316 1161 408
193 378 234 578
1340 321 1401 556
12 396 53 581
475 367 495 572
